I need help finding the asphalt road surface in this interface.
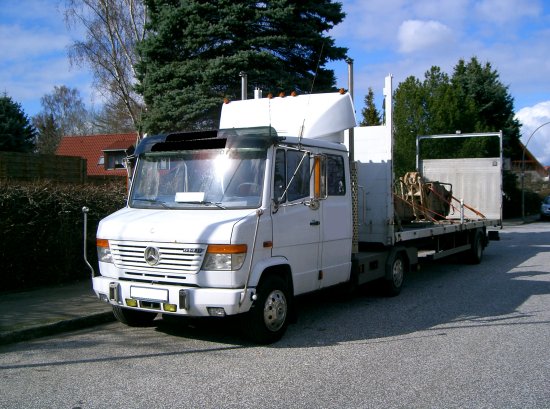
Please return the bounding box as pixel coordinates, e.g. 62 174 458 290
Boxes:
1 222 549 409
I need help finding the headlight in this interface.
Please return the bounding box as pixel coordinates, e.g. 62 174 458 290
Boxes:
202 244 247 270
97 238 113 263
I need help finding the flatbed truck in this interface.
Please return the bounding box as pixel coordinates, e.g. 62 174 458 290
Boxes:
86 75 501 343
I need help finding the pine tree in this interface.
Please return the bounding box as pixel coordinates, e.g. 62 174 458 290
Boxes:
0 94 36 153
451 58 520 159
33 113 62 155
393 76 428 177
136 0 347 133
392 57 521 176
359 87 381 126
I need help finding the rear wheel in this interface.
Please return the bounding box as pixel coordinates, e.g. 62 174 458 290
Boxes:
242 275 290 344
384 252 405 297
112 305 157 326
467 230 484 264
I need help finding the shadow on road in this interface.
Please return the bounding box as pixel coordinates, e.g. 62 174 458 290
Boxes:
148 225 550 347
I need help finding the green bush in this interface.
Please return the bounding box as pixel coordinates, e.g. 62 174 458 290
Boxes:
0 180 126 292
501 170 545 218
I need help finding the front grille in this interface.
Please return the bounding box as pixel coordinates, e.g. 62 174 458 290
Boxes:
110 241 206 274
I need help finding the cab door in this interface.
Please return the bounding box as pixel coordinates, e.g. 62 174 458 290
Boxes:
318 153 352 288
270 148 321 295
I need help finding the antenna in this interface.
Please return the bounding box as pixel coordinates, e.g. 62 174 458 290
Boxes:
299 42 325 145
309 41 325 95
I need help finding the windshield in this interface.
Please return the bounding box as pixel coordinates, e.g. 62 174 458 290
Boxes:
129 146 267 209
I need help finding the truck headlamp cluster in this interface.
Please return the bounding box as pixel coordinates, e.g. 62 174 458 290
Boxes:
202 244 247 271
96 238 113 264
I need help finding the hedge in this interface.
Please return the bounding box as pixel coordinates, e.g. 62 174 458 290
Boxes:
0 180 126 292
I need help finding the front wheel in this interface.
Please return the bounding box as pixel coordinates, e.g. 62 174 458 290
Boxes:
112 305 157 327
242 275 290 344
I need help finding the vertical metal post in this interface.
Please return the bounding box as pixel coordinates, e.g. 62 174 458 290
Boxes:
82 207 96 278
346 57 358 253
521 121 550 221
240 71 248 100
346 58 354 163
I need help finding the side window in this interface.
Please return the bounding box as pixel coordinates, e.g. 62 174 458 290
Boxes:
274 150 286 202
287 150 310 201
327 154 346 196
273 149 311 202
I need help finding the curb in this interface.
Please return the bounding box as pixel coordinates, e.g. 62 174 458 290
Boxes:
0 312 115 346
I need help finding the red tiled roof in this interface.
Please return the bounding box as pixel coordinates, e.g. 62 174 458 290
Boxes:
56 133 137 176
103 140 136 151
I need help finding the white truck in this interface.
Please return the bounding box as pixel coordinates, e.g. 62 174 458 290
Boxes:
86 76 501 343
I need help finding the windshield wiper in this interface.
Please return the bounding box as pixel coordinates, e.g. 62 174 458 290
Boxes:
132 198 169 208
202 201 226 209
173 200 226 209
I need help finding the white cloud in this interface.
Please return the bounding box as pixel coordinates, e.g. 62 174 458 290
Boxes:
475 0 542 25
0 25 68 62
407 0 472 28
398 20 454 53
516 102 550 166
0 1 95 117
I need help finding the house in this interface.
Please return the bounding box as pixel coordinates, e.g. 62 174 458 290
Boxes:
56 133 137 178
511 141 549 182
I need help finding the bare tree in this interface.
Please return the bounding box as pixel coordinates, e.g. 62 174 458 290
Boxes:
90 96 136 134
64 0 146 136
34 85 90 137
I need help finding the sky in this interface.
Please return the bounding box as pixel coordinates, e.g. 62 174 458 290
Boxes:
1 0 550 165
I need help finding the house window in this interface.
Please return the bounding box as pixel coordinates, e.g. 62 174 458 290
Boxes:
97 156 105 166
105 151 126 170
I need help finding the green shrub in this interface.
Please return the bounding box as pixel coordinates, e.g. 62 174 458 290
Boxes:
0 180 126 292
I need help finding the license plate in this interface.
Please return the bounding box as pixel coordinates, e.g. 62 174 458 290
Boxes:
130 286 168 302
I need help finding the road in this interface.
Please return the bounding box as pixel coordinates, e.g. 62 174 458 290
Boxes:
1 222 549 409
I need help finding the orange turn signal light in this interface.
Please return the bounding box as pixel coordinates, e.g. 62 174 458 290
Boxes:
206 244 247 254
96 238 109 248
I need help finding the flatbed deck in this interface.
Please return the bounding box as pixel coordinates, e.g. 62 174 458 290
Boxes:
395 218 501 243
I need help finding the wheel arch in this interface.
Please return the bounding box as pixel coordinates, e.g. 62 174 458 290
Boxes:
247 256 294 295
384 245 414 280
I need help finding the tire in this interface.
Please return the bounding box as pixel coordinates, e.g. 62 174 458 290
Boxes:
242 275 290 344
467 230 484 264
112 305 157 327
384 252 405 297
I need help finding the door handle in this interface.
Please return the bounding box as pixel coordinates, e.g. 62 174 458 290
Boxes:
310 220 320 226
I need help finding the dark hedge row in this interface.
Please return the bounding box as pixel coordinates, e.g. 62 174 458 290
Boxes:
0 180 127 292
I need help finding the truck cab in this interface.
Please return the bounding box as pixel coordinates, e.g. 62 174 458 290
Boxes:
92 92 357 343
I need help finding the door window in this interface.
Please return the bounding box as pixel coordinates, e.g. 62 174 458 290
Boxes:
274 149 311 203
327 154 346 196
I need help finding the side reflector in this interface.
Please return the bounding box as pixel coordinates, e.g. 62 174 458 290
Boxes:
314 156 321 198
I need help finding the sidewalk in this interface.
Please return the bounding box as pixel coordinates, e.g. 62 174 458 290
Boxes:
0 280 114 346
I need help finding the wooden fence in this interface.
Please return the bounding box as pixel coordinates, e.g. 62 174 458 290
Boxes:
0 152 87 184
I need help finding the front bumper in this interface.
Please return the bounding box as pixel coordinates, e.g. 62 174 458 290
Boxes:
92 276 254 317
